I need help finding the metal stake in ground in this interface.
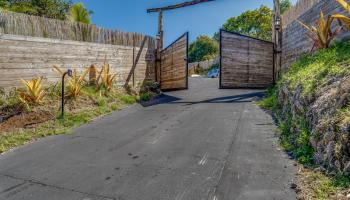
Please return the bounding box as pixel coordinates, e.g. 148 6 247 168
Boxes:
61 69 72 119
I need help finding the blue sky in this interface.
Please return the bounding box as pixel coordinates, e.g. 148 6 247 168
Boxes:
73 0 297 46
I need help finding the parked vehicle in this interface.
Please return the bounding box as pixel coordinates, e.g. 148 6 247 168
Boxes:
207 68 219 78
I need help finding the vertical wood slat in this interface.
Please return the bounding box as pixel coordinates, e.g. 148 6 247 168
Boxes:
160 32 188 91
220 30 274 89
0 10 156 48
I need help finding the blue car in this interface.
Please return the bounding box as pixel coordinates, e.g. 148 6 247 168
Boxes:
207 68 219 78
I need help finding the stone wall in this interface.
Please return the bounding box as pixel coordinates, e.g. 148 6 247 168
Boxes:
282 0 349 70
277 75 350 173
188 58 219 75
0 34 156 89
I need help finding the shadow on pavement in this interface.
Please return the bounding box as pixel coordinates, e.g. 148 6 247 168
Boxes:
140 94 181 107
141 91 265 107
169 91 264 105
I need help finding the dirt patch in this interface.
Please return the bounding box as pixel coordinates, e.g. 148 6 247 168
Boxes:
0 110 54 133
0 104 25 122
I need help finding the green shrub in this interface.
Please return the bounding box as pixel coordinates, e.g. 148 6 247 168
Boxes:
332 173 350 188
140 92 152 102
141 81 160 94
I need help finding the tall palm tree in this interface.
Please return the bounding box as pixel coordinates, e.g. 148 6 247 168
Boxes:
67 3 92 24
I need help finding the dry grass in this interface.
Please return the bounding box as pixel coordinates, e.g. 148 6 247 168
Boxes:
296 165 350 200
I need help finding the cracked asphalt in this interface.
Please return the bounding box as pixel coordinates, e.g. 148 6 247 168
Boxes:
0 78 296 200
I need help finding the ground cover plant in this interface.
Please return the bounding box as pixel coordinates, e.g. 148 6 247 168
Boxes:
0 64 138 154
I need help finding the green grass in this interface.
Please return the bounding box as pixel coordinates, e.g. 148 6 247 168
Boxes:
120 95 136 104
300 169 350 199
0 85 136 153
282 41 350 96
257 86 279 110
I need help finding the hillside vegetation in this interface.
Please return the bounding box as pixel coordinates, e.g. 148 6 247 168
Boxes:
260 41 350 199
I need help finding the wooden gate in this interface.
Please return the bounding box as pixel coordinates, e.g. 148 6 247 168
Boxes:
160 32 188 91
219 30 274 89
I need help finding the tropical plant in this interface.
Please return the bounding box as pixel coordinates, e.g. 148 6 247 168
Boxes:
53 66 89 99
67 2 92 24
18 76 46 105
332 0 350 30
298 11 341 50
96 62 117 92
298 0 350 50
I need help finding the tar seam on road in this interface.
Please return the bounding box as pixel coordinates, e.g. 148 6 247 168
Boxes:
207 103 246 200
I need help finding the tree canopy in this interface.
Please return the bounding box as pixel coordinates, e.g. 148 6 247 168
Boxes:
188 35 219 63
0 0 92 22
2 0 72 20
281 0 292 14
67 2 92 24
219 5 273 41
0 0 7 8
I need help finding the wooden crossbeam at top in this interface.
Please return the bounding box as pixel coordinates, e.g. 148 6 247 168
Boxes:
147 0 215 13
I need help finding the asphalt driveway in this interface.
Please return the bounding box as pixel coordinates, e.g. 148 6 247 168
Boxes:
0 78 296 200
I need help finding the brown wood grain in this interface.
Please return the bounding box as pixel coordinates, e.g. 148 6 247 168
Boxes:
0 34 156 88
160 34 188 90
220 31 274 88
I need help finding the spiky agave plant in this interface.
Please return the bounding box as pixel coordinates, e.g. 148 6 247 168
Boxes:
18 76 46 105
298 10 341 50
53 66 89 100
96 62 117 92
332 0 350 30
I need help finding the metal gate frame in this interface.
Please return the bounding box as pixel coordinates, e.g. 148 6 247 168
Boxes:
160 32 189 91
219 29 275 89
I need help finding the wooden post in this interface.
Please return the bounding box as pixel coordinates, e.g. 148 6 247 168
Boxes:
147 0 216 84
155 11 163 83
273 0 282 82
132 35 136 87
158 11 164 50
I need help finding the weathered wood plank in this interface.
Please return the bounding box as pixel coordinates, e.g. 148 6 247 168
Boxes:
0 34 156 88
220 31 274 88
160 33 188 90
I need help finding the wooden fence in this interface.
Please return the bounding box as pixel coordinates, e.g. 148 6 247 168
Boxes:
0 10 155 48
282 0 322 28
0 34 156 89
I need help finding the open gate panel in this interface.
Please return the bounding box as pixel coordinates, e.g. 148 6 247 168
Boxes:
160 32 189 91
220 30 274 89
